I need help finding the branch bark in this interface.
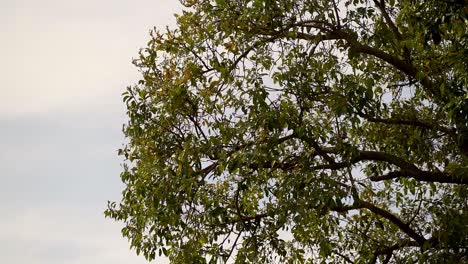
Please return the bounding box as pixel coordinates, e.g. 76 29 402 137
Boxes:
373 0 403 40
369 170 468 184
359 200 426 245
369 239 419 264
358 112 456 136
330 201 426 245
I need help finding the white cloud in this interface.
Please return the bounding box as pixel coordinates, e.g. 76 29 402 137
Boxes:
0 0 181 117
0 0 182 263
1 205 169 264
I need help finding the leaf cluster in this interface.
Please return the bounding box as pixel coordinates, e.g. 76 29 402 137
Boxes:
106 1 468 263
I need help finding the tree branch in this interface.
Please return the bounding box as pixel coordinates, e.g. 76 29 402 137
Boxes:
356 150 419 171
358 112 456 136
333 250 354 263
373 0 402 40
289 27 438 101
330 201 426 245
294 139 467 185
359 201 426 245
369 239 419 264
369 170 468 184
331 0 341 28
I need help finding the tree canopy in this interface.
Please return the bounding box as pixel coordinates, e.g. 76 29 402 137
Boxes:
106 0 468 263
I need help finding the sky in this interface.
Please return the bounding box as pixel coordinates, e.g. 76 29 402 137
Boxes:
1 0 181 263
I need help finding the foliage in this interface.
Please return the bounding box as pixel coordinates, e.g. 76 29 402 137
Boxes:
106 0 468 263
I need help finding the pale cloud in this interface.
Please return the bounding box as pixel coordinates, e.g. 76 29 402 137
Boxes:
1 0 181 263
1 205 169 264
0 108 125 207
0 0 181 117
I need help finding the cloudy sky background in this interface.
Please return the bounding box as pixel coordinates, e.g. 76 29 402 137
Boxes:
1 1 181 263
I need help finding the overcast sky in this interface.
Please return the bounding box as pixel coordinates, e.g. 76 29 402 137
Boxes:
1 1 181 263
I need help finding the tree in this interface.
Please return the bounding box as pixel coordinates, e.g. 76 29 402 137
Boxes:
105 0 468 263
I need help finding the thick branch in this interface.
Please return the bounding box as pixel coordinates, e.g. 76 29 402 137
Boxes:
287 27 439 101
331 28 437 98
359 201 426 245
306 147 417 174
358 112 456 136
298 142 466 185
357 150 418 170
308 148 421 173
333 251 354 264
373 0 402 40
218 213 268 226
369 239 420 264
330 201 426 245
331 0 341 28
370 170 468 184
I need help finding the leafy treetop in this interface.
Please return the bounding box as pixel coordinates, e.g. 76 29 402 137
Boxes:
106 0 468 263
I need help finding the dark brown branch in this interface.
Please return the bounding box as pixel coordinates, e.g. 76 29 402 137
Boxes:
309 162 348 171
408 199 423 225
373 0 402 40
229 26 295 72
358 112 456 136
306 147 418 175
294 32 342 43
187 46 214 73
369 239 419 264
353 150 467 184
292 19 335 31
201 162 218 175
290 27 438 101
231 134 295 153
359 200 426 245
251 16 443 103
295 133 337 164
307 148 419 173
331 0 341 28
333 250 354 263
225 226 244 262
369 170 468 184
339 30 414 73
247 15 440 102
309 139 337 164
296 141 467 185
250 144 467 185
218 213 268 226
334 28 439 100
382 254 392 264
330 204 360 213
357 150 419 172
330 201 426 245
